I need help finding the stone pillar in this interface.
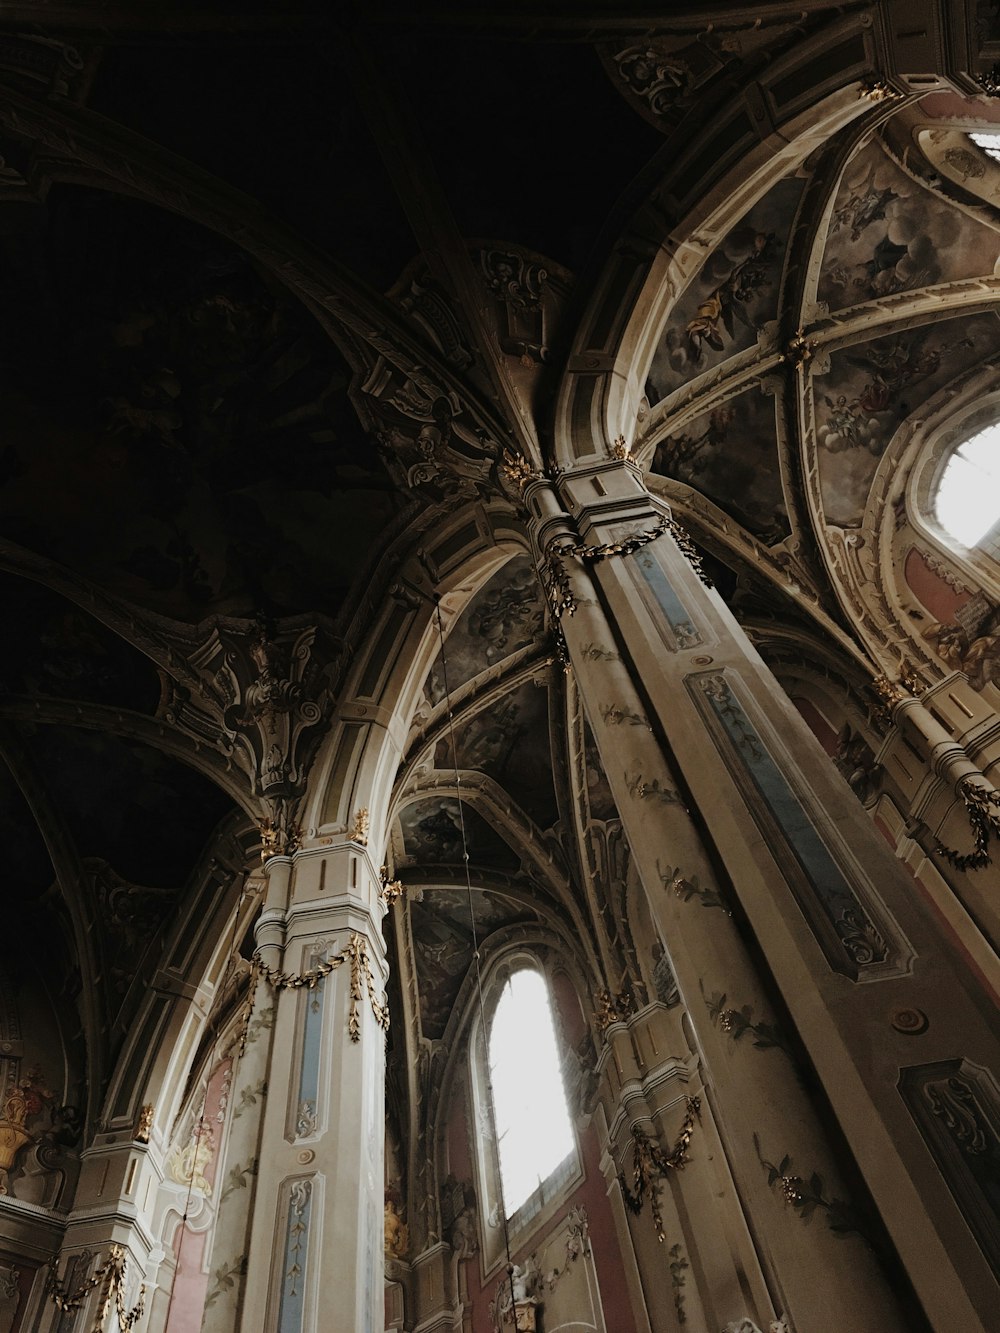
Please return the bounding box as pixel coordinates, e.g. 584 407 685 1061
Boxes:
525 459 1000 1331
236 836 387 1333
42 1128 157 1333
196 866 283 1333
594 1004 772 1333
876 673 1000 953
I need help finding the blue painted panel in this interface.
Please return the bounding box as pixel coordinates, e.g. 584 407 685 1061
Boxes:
277 1178 313 1332
295 948 328 1139
695 673 889 973
633 550 702 648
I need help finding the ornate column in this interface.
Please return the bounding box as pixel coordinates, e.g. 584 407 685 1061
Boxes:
593 1002 774 1333
874 673 1000 953
198 868 281 1333
235 825 388 1333
522 456 1000 1332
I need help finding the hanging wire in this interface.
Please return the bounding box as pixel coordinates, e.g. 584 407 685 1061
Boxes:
433 597 520 1323
162 870 252 1329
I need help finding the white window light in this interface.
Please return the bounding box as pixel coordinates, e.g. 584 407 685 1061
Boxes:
487 968 575 1219
970 131 1000 163
935 423 1000 548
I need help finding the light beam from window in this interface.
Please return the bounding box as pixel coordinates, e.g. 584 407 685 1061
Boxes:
935 423 1000 547
970 131 1000 163
487 968 575 1219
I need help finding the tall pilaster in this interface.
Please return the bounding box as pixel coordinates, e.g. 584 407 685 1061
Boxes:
236 835 388 1333
525 458 1000 1332
198 865 284 1333
594 1003 773 1333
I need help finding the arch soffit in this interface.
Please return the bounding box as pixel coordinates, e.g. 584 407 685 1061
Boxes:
305 528 535 834
0 695 257 816
612 115 1000 667
768 658 876 737
551 94 1000 670
551 73 881 470
389 773 572 910
397 654 557 797
427 927 599 1157
100 815 260 1133
803 357 1000 681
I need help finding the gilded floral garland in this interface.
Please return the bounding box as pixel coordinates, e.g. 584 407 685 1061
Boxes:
47 1246 145 1333
619 1096 701 1242
238 932 389 1053
935 778 1000 871
540 509 712 667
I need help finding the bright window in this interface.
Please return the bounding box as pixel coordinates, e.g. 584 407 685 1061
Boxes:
934 423 1000 547
970 131 1000 163
487 968 575 1219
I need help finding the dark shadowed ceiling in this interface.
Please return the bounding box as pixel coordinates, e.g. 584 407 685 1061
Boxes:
4 0 1000 1138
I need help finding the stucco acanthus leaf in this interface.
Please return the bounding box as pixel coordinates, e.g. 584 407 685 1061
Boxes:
162 615 338 824
360 353 502 502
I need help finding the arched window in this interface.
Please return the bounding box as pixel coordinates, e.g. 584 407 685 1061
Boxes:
969 131 1000 163
487 968 576 1221
934 422 1000 552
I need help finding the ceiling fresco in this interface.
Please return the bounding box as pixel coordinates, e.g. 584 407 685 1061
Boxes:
813 310 1000 527
26 727 234 889
0 575 160 713
645 175 804 405
425 554 545 705
817 137 1000 311
5 15 1000 1300
650 388 789 544
396 796 520 874
409 888 537 1039
0 186 402 624
434 680 558 831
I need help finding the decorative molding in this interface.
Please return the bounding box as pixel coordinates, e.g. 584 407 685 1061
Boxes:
619 1097 702 1241
625 771 684 807
780 327 818 368
934 778 1000 872
165 615 336 836
859 79 903 103
688 670 911 980
899 1058 1000 1277
754 1134 869 1243
668 1242 689 1325
239 934 389 1054
351 807 371 846
379 866 405 908
914 547 967 595
46 1246 145 1333
479 248 547 312
132 1104 154 1145
500 447 542 497
660 859 731 914
610 434 637 464
704 988 794 1063
593 986 635 1033
277 1177 313 1326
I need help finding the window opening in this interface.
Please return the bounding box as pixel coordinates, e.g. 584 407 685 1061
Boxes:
970 131 1000 163
488 968 575 1220
934 422 1000 548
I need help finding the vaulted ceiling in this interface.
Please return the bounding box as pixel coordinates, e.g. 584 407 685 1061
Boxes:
3 1 1000 1137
